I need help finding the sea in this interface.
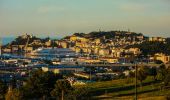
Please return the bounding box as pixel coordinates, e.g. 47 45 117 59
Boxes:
2 37 15 45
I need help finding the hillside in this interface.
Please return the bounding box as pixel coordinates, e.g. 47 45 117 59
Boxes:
3 34 50 47
74 77 170 100
126 41 170 56
71 31 147 40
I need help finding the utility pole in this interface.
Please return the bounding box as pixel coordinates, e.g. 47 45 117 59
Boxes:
61 90 64 100
89 67 92 81
135 63 138 100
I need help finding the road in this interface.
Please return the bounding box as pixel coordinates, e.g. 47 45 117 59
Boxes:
0 63 169 71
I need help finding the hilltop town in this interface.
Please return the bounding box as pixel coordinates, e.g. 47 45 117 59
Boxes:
2 31 170 64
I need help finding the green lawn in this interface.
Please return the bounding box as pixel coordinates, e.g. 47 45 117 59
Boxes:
74 77 170 100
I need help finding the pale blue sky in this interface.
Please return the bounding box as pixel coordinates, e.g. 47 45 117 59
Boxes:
0 0 170 38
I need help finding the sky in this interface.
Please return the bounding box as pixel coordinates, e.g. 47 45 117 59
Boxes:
0 0 170 38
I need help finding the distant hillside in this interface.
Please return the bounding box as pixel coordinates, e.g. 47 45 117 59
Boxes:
10 35 40 45
3 34 50 46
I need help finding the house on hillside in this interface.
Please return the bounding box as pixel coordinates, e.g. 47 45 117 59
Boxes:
154 53 170 64
42 65 84 74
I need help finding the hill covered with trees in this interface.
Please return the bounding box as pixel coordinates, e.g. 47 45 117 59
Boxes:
66 30 147 40
126 40 170 56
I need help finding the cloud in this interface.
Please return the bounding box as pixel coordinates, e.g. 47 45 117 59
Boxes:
37 6 65 14
120 3 147 12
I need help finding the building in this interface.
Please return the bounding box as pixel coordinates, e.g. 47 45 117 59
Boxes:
59 41 68 48
100 57 119 64
45 40 52 47
154 53 170 64
24 46 34 53
31 39 43 45
70 35 78 41
149 37 166 42
82 48 92 54
126 48 141 55
79 37 88 43
111 48 123 58
94 38 102 45
42 65 84 74
74 72 91 79
98 48 110 56
136 35 144 41
11 45 19 52
3 48 11 53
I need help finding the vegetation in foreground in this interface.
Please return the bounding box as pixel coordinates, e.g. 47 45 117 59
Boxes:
76 77 170 100
74 64 170 100
0 64 170 100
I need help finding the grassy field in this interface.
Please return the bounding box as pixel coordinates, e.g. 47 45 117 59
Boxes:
74 77 170 100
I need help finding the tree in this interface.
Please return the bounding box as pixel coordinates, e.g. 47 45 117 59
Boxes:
164 67 170 86
5 88 23 100
137 66 148 86
164 73 170 86
73 87 91 100
23 69 63 99
148 67 157 81
0 80 7 99
129 71 135 78
80 49 84 56
51 40 58 48
51 79 73 100
125 71 135 84
157 64 167 81
9 76 17 89
126 41 170 56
